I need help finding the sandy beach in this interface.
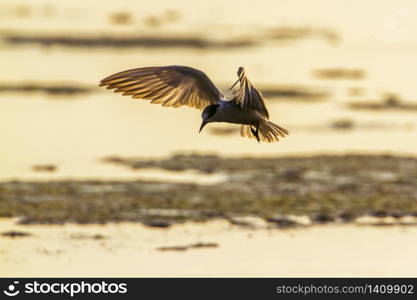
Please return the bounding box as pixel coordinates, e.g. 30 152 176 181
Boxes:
1 218 416 277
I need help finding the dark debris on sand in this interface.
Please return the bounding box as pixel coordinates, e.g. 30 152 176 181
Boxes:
32 164 57 172
1 230 32 238
156 242 219 252
313 68 366 80
0 83 93 96
257 85 330 101
348 94 417 111
2 33 256 49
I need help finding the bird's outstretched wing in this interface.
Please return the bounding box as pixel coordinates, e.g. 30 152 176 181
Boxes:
99 66 223 110
229 67 269 119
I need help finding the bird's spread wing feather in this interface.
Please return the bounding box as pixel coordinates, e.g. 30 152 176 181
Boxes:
229 67 269 119
99 66 223 110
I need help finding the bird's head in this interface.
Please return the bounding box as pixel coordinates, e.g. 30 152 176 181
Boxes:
237 66 245 77
199 104 219 133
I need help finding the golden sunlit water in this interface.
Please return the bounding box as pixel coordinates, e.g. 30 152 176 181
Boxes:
2 0 417 180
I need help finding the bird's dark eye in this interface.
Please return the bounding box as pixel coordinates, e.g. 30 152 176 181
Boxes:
205 104 219 119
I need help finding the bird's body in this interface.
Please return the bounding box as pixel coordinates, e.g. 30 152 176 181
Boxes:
99 65 289 143
211 100 263 125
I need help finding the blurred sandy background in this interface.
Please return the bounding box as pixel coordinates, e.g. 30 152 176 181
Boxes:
1 0 417 277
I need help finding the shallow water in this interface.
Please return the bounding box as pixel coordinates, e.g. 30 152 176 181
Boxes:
1 0 417 181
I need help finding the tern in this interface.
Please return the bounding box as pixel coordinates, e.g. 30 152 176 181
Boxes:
99 66 289 143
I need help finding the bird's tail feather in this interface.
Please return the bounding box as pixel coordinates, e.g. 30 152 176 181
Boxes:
240 121 289 143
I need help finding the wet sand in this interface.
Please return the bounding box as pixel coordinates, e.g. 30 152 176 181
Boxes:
1 218 416 277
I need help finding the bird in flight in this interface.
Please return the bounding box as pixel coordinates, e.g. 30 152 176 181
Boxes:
99 66 289 143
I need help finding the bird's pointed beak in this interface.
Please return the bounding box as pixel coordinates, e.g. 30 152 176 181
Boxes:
199 121 207 133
